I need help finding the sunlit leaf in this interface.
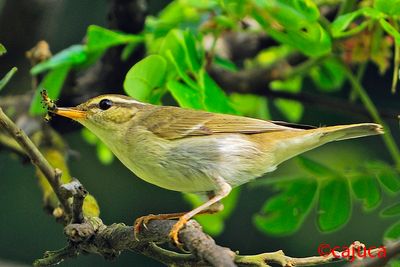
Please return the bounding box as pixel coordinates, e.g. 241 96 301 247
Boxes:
200 71 237 114
270 76 302 93
145 1 200 37
123 55 167 101
31 45 86 75
274 99 303 122
375 0 400 16
255 45 293 67
86 25 144 52
30 65 71 115
230 93 269 119
253 0 331 57
160 29 201 76
331 7 382 38
254 177 317 235
318 177 351 231
167 80 203 109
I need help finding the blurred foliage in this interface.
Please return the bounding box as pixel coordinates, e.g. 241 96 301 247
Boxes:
254 157 400 235
20 0 400 244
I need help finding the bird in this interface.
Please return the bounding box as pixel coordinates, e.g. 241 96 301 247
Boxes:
51 94 384 245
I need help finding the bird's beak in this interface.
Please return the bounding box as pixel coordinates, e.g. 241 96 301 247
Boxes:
53 107 87 120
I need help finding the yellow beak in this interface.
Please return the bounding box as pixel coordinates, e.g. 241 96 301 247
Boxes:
54 107 87 120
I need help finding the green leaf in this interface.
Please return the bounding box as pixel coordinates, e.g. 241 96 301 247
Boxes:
381 202 400 217
270 76 302 93
96 142 114 165
0 67 17 92
350 174 381 211
31 45 86 75
366 161 400 193
230 93 270 119
183 188 240 236
200 72 237 114
86 25 144 52
380 19 400 44
183 30 201 73
123 55 167 101
254 177 317 235
375 0 400 16
310 58 345 91
145 1 200 37
318 177 351 231
270 75 303 121
0 44 6 56
330 7 382 38
253 0 331 57
166 50 199 90
255 45 293 67
160 30 187 75
29 65 71 115
167 80 203 109
274 99 303 122
160 29 201 75
384 221 400 240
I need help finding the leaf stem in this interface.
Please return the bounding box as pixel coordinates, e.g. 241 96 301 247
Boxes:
342 63 400 168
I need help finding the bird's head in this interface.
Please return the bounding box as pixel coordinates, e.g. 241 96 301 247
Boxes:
53 94 147 134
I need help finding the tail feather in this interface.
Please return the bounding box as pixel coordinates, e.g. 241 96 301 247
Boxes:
318 123 384 142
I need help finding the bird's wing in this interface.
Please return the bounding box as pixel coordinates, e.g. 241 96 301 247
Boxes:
141 106 303 140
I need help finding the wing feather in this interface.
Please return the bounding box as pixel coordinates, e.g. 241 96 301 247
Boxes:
140 106 302 140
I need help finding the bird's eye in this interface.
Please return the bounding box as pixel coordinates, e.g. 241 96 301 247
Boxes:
99 99 113 110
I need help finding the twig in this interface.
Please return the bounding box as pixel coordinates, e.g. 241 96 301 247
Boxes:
0 108 71 216
346 241 400 267
60 179 87 224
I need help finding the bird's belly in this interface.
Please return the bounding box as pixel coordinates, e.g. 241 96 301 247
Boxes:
108 133 276 193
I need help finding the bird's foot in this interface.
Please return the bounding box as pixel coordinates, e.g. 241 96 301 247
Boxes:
169 217 188 249
133 214 158 240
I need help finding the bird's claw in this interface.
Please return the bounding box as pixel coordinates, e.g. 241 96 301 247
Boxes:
133 214 156 240
169 218 188 250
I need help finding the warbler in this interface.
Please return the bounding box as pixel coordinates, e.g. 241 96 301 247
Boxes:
52 94 383 245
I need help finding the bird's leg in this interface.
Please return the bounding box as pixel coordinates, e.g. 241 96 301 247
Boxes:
133 193 225 240
169 177 231 247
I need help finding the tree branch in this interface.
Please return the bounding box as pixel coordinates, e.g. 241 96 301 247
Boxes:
0 107 71 217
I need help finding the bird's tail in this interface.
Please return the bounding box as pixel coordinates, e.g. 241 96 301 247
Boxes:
317 123 384 143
